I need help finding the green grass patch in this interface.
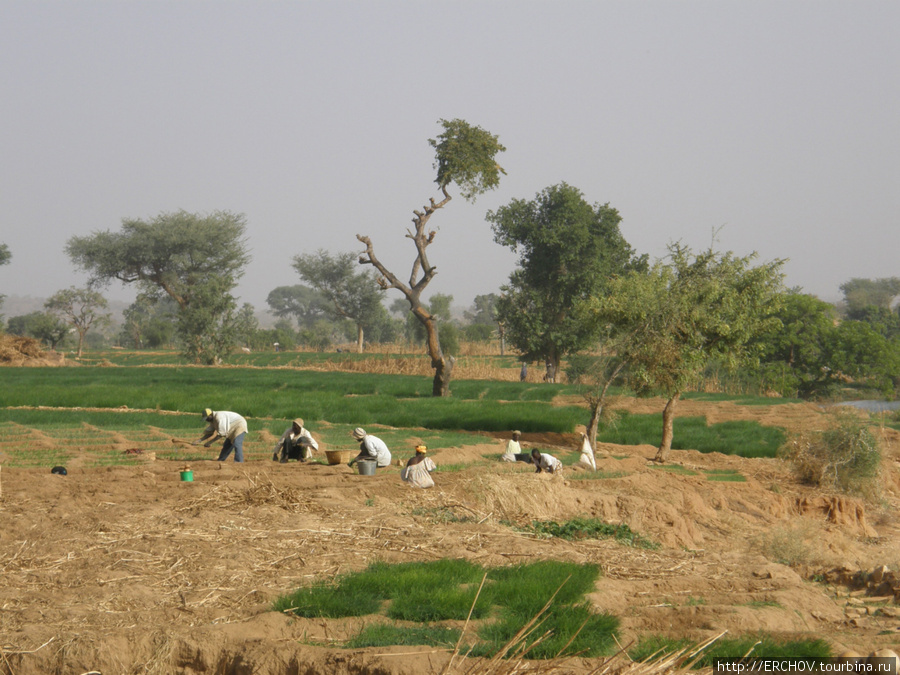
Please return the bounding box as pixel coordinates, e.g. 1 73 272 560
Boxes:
0 366 584 433
567 470 631 481
628 634 831 665
273 559 618 659
511 518 659 550
649 464 699 476
599 414 786 458
346 623 462 649
703 469 747 482
742 600 784 609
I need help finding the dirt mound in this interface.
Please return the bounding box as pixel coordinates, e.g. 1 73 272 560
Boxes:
0 334 66 366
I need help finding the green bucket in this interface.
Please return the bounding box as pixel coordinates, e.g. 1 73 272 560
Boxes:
180 470 194 482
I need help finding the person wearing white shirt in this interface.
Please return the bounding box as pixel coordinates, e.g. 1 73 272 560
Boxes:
531 448 562 474
194 408 248 462
349 427 392 468
272 418 319 463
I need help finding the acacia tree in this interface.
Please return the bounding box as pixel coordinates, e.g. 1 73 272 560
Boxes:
265 285 327 328
592 244 785 462
66 210 250 364
44 287 111 358
357 118 506 396
293 250 387 353
488 183 646 382
840 277 900 319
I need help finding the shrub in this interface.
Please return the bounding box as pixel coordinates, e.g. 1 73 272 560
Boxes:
779 409 881 497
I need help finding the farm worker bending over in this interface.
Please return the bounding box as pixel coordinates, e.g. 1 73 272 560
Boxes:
531 448 562 474
500 430 531 463
348 427 392 468
272 418 319 463
401 445 436 488
194 408 248 463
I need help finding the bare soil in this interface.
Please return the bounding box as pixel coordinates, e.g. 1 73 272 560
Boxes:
2 387 900 672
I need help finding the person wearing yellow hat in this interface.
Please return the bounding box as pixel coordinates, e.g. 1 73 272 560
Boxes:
401 444 436 488
193 409 248 462
348 427 392 468
272 418 319 463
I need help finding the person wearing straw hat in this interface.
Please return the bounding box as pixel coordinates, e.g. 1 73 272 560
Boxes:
193 408 248 462
531 448 563 474
401 444 437 488
348 427 392 468
272 418 319 463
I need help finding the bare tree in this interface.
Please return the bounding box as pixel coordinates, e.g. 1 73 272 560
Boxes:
356 118 506 396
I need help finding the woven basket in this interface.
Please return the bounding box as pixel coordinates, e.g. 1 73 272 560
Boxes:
325 449 353 466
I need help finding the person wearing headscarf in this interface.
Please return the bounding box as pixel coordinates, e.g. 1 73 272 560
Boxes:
348 427 392 468
531 448 563 474
272 418 319 463
193 408 248 462
500 430 532 463
401 444 437 488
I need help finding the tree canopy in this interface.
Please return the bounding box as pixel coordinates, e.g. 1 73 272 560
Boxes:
266 285 328 328
0 243 10 267
592 244 785 462
293 250 387 353
45 287 110 358
489 182 646 380
66 210 251 364
429 118 506 202
840 277 900 319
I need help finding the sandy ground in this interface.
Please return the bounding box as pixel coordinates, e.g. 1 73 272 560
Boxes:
1 398 900 674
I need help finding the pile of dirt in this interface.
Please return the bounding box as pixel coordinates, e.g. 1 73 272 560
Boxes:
0 334 66 366
1 400 899 673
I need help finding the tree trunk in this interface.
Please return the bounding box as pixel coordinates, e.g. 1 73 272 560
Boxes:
586 402 601 451
543 353 559 383
420 310 452 397
356 323 364 354
654 392 681 463
432 355 455 396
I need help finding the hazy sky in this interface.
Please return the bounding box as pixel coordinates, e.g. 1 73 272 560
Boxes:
2 1 898 314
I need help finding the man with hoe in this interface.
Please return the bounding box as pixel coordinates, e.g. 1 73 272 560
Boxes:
193 408 248 462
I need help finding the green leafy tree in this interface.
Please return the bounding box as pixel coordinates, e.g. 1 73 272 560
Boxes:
592 244 785 462
44 287 111 358
840 277 900 319
753 291 839 398
755 291 900 399
489 183 646 382
66 210 250 364
7 311 70 350
357 118 506 396
265 285 327 328
121 294 177 349
293 250 387 353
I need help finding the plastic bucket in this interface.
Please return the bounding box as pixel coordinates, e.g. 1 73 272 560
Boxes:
357 459 377 476
180 470 194 482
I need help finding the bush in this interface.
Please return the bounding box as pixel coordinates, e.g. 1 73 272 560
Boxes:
779 409 881 497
